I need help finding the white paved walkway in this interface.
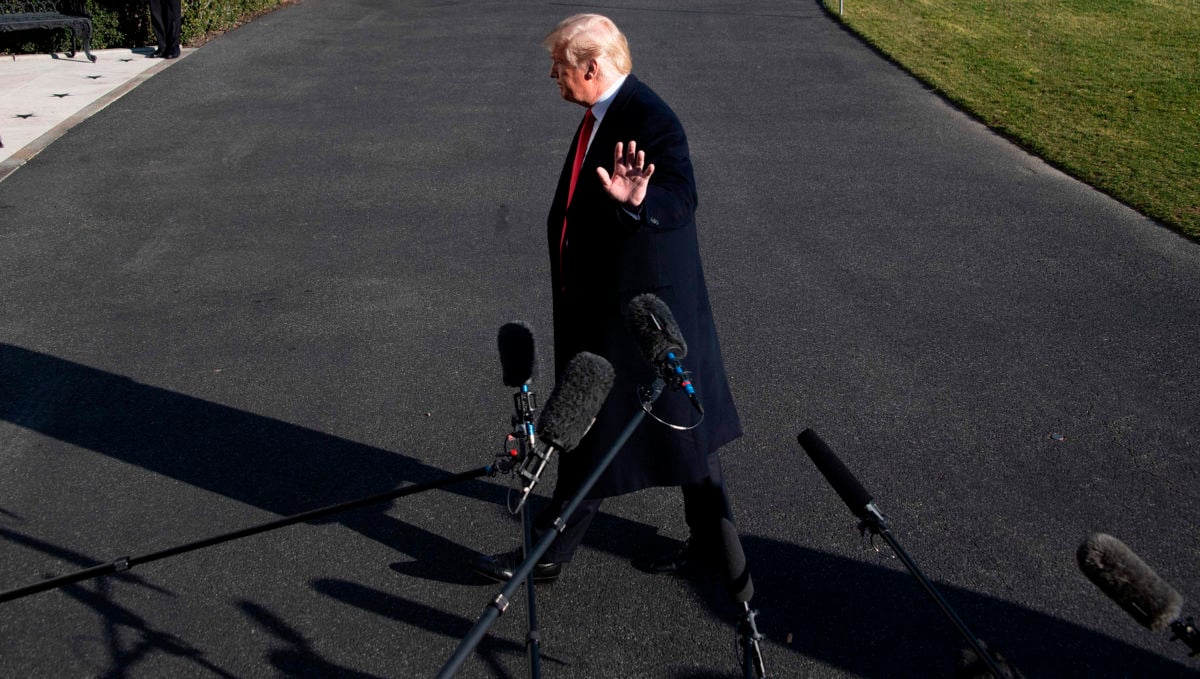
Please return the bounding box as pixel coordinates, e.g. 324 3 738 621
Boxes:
1 48 190 177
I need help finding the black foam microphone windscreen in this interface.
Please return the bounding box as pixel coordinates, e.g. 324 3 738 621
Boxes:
797 429 874 520
498 322 536 387
536 352 615 452
626 294 687 364
1077 532 1184 631
720 517 755 604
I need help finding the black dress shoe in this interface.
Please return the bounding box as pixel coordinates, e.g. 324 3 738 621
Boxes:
470 549 562 584
632 538 719 575
151 46 165 58
163 46 181 59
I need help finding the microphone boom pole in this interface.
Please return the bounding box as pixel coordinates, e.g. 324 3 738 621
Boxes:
0 464 496 605
797 429 1010 679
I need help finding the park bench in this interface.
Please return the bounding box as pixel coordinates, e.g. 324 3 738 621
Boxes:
0 0 96 62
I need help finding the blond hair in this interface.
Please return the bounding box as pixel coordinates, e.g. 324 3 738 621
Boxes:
543 14 632 75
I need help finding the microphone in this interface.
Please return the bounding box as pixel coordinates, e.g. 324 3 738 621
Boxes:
514 352 614 509
1077 533 1199 656
1077 533 1182 630
720 516 754 604
799 428 1017 678
626 293 687 363
625 293 703 415
723 514 767 678
796 428 875 521
537 352 614 450
496 322 538 475
498 322 536 387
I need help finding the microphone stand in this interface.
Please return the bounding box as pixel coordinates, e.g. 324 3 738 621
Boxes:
437 379 665 679
0 465 495 605
738 602 766 678
797 429 1009 679
859 504 1007 679
1170 618 1200 656
511 384 543 679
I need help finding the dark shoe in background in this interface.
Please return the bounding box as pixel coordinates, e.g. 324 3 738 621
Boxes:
632 537 720 575
470 548 562 584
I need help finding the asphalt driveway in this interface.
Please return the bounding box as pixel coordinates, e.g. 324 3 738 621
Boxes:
2 1 1198 676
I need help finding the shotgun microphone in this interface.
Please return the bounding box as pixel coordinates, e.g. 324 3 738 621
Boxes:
797 428 874 520
537 352 613 450
514 352 614 509
498 321 536 387
720 516 754 604
1077 532 1200 657
626 294 703 416
723 509 766 678
1077 532 1200 658
496 322 538 475
1077 532 1183 631
798 428 1016 678
627 293 687 363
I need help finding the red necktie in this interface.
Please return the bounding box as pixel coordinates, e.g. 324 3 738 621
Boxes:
559 107 596 284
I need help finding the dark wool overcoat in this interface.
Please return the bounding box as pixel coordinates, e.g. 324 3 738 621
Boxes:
546 74 742 499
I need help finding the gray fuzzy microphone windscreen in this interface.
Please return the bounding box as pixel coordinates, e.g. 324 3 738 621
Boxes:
626 293 687 365
1077 532 1184 631
536 352 614 451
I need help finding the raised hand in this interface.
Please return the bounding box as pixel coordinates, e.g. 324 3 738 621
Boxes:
596 140 655 209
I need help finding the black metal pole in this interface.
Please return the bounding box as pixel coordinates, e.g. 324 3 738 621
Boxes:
739 602 766 678
864 510 1007 679
517 384 543 679
521 499 542 679
0 465 494 605
739 604 768 676
798 429 1008 679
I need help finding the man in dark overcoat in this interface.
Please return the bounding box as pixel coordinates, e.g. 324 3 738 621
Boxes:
472 13 742 583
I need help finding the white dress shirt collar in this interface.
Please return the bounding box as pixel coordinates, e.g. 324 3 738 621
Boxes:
585 74 627 152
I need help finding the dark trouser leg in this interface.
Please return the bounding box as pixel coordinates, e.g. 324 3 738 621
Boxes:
150 0 182 50
149 0 167 48
532 496 602 564
681 451 734 548
164 0 182 50
530 452 731 565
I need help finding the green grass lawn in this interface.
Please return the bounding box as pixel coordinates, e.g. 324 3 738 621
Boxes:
824 0 1200 239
